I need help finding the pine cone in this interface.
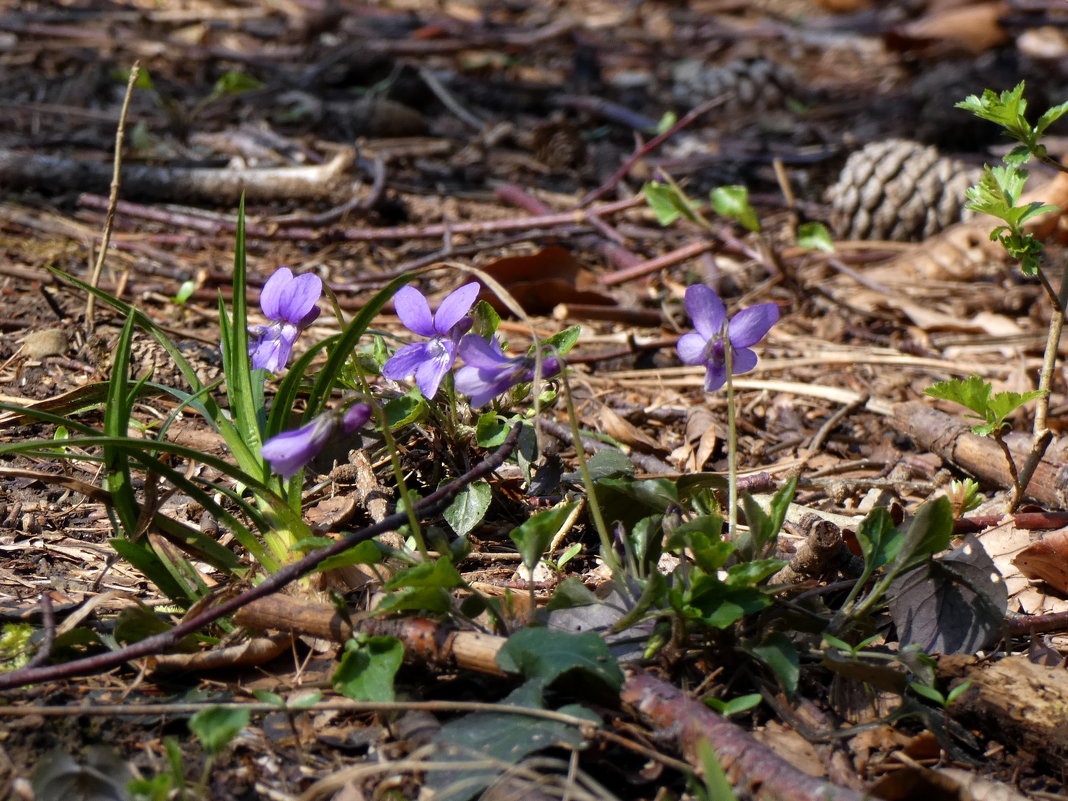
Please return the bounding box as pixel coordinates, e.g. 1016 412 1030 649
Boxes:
670 58 798 112
827 139 981 242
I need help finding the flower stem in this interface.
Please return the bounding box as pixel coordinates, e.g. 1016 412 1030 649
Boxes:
559 369 621 579
724 341 738 541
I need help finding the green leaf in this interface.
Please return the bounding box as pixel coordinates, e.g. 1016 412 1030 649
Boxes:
1036 100 1068 135
251 690 285 708
749 632 799 698
541 325 582 357
710 185 761 233
796 221 835 252
333 635 404 702
644 180 703 226
427 682 596 801
946 679 972 705
986 388 1047 424
909 682 946 706
509 503 578 571
665 516 732 573
737 475 796 559
470 299 501 340
656 110 678 135
378 559 464 615
103 313 141 540
695 739 739 801
885 496 955 577
704 693 762 717
925 375 993 417
581 448 634 481
496 628 624 691
725 558 786 586
475 410 510 447
212 70 265 96
189 706 249 757
683 577 770 628
385 389 426 428
854 506 900 571
955 83 1029 136
443 479 492 537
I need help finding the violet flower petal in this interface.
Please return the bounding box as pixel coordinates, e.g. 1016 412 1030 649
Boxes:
258 267 294 320
454 366 515 407
704 361 728 393
414 341 454 399
382 341 429 381
685 284 727 340
342 403 372 434
393 286 436 337
676 332 708 366
261 417 332 479
732 346 758 375
282 273 324 323
457 334 507 368
729 303 778 349
249 324 297 373
433 282 480 334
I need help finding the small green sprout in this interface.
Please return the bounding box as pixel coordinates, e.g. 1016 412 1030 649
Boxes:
703 692 762 717
963 165 1056 275
796 221 835 253
925 375 1046 437
909 679 973 710
956 82 1068 166
947 478 983 517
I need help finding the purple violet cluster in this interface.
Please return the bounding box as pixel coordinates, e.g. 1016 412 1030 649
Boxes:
256 276 564 478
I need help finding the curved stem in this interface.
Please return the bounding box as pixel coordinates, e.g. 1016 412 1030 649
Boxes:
724 344 738 541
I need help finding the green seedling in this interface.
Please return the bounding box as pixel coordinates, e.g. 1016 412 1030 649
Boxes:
910 679 973 710
925 375 1045 437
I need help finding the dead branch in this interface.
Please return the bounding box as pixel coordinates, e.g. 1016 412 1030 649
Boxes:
235 596 871 800
621 671 869 801
0 147 357 202
232 596 508 677
0 424 522 691
894 401 1068 508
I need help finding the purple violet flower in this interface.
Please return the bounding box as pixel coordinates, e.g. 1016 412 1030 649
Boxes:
248 267 323 373
382 282 479 399
453 334 560 407
262 403 372 479
676 284 778 393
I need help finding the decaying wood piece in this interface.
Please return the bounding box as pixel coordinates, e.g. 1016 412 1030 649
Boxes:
0 147 357 202
894 401 1068 508
770 513 857 586
148 633 293 673
236 596 871 801
621 672 869 801
939 653 1068 771
232 595 507 677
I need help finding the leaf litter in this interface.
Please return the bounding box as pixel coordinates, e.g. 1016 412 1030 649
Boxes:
4 1 1068 800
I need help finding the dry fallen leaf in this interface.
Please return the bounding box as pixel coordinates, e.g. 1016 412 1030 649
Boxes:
1013 528 1068 595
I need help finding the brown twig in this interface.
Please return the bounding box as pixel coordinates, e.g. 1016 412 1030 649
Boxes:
0 424 522 691
23 593 55 670
84 60 139 330
78 193 642 243
579 94 730 207
597 239 716 287
621 671 869 801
